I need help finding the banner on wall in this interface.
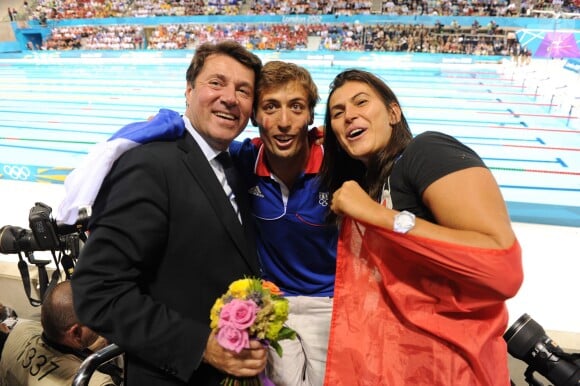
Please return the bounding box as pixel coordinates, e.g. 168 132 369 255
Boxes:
535 32 580 59
516 29 580 59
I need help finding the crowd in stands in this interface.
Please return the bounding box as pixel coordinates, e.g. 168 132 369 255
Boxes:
14 0 578 22
9 0 577 55
244 0 374 15
40 20 518 56
43 25 144 49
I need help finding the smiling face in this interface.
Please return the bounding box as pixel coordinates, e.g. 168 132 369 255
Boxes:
256 80 311 165
328 80 401 165
185 53 256 151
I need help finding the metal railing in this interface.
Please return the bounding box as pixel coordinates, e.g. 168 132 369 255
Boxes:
72 343 124 386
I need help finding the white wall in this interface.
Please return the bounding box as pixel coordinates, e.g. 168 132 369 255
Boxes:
507 222 580 350
1 179 579 349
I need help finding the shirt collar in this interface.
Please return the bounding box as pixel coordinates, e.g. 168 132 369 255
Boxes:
182 115 221 162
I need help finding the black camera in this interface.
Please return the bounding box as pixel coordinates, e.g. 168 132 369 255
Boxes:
0 202 89 255
0 202 89 306
504 313 580 386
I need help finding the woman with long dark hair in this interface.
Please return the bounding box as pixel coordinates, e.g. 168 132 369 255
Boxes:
319 69 523 386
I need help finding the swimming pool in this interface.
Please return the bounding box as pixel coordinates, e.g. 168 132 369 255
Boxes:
0 51 578 226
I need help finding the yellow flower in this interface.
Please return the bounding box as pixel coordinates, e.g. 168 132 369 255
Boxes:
228 278 252 298
266 320 284 340
209 298 224 329
273 298 289 320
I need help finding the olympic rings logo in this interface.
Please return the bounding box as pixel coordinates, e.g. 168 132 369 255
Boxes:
3 165 32 180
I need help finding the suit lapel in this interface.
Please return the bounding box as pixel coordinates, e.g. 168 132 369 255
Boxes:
178 135 258 273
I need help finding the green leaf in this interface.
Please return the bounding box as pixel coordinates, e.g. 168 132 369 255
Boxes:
271 341 283 357
276 326 297 341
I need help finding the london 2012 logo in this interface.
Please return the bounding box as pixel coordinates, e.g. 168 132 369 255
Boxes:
2 165 32 181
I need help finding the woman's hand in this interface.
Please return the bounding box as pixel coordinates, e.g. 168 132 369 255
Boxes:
331 181 387 225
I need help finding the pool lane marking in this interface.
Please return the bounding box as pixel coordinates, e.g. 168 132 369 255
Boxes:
0 122 116 135
499 182 580 191
501 144 579 152
0 143 89 154
456 137 579 151
482 155 571 167
487 125 578 133
480 111 578 119
0 136 96 145
494 167 579 176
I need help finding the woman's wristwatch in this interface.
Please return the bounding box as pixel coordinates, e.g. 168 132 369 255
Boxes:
393 210 416 234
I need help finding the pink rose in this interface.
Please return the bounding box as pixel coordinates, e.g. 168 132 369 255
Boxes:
216 325 250 353
218 299 257 330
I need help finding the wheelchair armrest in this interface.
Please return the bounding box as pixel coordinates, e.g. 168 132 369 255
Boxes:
72 343 124 386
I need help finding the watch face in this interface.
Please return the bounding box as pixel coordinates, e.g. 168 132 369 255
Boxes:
398 214 413 227
394 211 415 233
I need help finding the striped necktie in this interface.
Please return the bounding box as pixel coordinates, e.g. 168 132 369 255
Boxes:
216 151 243 222
215 151 257 262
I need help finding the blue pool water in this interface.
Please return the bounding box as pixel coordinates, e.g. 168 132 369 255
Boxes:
0 51 578 226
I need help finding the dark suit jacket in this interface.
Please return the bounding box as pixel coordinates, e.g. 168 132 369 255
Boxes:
71 132 260 385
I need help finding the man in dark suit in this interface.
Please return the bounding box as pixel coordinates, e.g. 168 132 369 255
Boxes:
70 41 267 385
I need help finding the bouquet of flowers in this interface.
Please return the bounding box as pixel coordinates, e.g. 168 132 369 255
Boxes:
210 277 297 386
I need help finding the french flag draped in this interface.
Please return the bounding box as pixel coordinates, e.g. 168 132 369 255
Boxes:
56 109 185 224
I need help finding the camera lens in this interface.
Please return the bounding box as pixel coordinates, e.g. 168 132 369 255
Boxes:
504 313 547 360
505 314 580 386
0 226 21 254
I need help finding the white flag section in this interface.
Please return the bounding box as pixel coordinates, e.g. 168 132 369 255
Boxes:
56 109 185 224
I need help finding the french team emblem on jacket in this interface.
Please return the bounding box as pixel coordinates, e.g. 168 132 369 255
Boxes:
319 192 329 206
